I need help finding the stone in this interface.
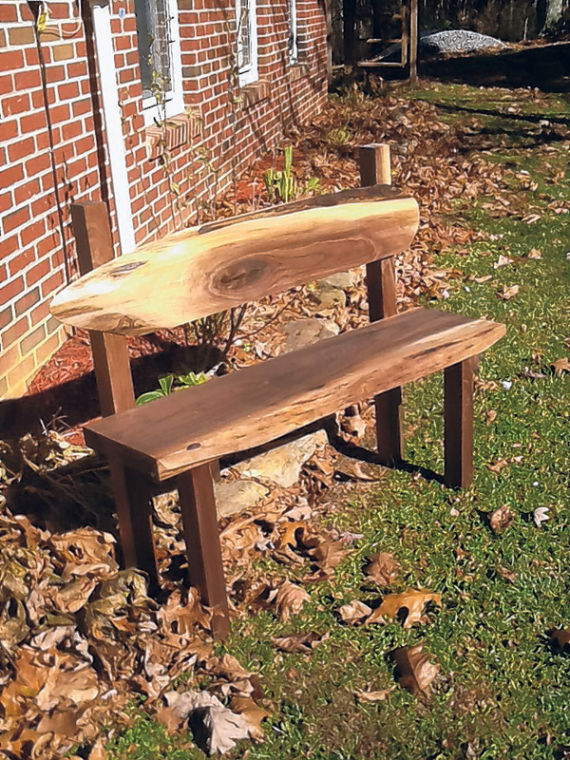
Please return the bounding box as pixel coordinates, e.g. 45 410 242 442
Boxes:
214 479 270 518
306 283 346 311
318 269 361 290
234 430 328 488
282 318 339 353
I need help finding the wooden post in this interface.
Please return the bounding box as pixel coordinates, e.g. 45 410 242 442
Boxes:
71 202 157 578
72 203 135 416
401 0 409 67
359 144 404 466
343 0 356 65
409 0 418 85
177 463 230 640
444 357 474 488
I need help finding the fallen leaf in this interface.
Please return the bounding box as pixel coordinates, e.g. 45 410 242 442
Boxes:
158 690 250 754
354 686 395 702
366 589 442 629
485 410 497 426
276 521 307 549
497 284 520 301
473 274 493 283
527 248 542 259
486 459 509 474
271 632 328 653
494 255 513 268
273 581 310 622
229 696 271 741
339 600 372 625
364 553 400 587
393 643 439 695
497 566 516 583
489 505 515 533
551 357 570 376
533 507 550 527
551 629 570 653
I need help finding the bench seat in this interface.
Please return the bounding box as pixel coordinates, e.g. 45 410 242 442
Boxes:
84 307 505 482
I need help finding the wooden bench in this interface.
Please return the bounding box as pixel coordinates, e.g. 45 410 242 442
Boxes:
50 144 505 638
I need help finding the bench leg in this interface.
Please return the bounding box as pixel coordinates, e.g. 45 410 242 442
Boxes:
444 357 474 489
110 461 159 591
177 463 230 640
374 387 404 466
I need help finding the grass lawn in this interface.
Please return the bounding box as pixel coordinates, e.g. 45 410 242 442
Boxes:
107 82 569 760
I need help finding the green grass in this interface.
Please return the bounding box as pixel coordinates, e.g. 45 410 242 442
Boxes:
107 84 569 760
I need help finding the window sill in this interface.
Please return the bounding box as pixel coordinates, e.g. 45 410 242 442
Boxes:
145 111 203 161
240 80 271 108
289 61 309 82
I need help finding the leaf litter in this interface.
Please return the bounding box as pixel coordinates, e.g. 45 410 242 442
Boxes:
6 82 569 757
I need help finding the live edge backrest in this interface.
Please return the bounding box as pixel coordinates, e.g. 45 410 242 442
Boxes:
51 185 419 338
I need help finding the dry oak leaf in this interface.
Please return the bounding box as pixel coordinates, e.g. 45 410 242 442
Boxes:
393 643 440 696
551 357 570 377
497 284 520 301
339 600 372 626
229 696 271 741
305 535 351 574
271 632 328 653
276 521 308 549
365 552 400 587
551 629 570 653
366 589 442 629
354 687 395 703
273 581 310 622
489 505 515 533
159 690 249 755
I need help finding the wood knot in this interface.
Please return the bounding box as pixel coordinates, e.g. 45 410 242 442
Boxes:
213 258 268 293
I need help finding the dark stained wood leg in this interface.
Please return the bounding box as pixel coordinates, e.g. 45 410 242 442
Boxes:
366 258 405 466
444 357 474 489
109 461 159 591
177 463 230 640
374 387 404 466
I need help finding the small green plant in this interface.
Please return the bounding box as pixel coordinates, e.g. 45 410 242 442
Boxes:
135 372 208 406
264 145 296 203
264 146 321 204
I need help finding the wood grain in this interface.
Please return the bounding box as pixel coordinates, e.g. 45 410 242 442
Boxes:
444 357 474 488
177 464 230 639
52 189 419 335
72 202 135 416
360 144 404 465
84 308 505 481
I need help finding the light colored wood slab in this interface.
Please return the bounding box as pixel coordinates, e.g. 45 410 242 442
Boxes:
51 187 419 335
84 308 505 481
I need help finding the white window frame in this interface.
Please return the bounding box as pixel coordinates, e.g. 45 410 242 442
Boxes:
137 0 185 127
289 0 298 64
235 0 258 87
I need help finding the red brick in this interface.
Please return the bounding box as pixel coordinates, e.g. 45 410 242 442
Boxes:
3 93 30 116
14 286 41 317
25 152 51 176
26 258 50 286
8 137 35 163
0 314 29 350
30 299 50 326
3 206 30 233
20 218 47 247
0 6 18 22
8 249 35 276
40 270 64 298
14 70 41 89
58 81 80 100
0 306 13 331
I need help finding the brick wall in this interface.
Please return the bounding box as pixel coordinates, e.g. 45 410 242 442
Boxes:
0 0 327 399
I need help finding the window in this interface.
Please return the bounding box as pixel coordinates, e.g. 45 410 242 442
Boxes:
288 0 298 63
134 0 184 126
235 0 258 86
